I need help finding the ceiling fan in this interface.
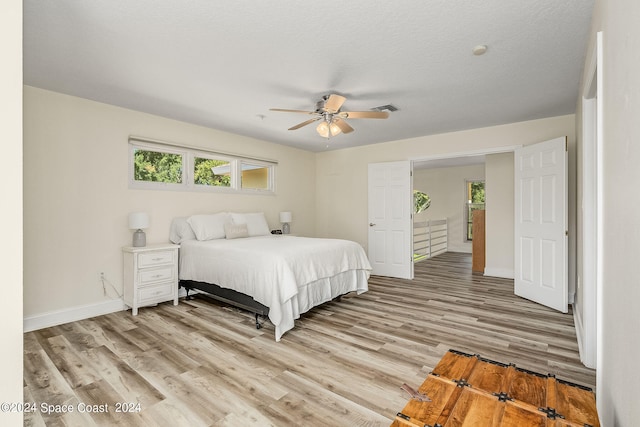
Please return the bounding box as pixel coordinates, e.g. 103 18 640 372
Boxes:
270 94 390 138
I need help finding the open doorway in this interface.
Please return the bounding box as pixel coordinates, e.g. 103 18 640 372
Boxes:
412 147 517 279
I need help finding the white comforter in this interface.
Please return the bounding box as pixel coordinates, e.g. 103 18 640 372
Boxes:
179 235 371 341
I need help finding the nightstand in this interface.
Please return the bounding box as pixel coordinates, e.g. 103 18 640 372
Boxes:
122 243 180 315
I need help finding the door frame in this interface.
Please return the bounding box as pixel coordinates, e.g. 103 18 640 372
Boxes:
577 31 603 371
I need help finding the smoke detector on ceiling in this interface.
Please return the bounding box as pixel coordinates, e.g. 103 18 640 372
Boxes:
472 45 488 56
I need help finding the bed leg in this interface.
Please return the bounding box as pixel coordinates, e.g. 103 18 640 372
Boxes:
255 313 261 329
185 287 194 300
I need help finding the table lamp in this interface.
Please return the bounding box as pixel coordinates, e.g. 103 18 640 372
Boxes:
128 212 149 247
279 212 292 234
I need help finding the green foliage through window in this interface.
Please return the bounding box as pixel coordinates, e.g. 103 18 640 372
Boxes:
194 157 231 187
466 180 485 241
134 149 182 183
414 190 431 214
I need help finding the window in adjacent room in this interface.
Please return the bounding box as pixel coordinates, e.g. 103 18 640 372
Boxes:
465 179 485 241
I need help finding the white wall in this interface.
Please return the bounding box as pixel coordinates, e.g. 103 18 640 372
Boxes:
484 152 515 279
0 1 23 425
576 0 640 425
413 164 485 253
23 86 316 322
315 115 576 259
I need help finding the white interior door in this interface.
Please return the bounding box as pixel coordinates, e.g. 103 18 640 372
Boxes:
514 137 568 312
368 161 413 279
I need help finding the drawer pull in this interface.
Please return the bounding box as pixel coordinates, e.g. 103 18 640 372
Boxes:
152 257 163 261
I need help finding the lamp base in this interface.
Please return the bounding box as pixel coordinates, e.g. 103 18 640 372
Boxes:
132 229 146 247
282 223 290 235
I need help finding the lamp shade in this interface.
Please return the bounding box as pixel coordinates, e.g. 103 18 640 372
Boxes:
279 212 292 223
128 212 149 230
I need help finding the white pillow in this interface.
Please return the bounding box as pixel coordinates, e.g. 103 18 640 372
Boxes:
187 213 230 240
224 222 249 239
169 217 196 244
230 212 270 236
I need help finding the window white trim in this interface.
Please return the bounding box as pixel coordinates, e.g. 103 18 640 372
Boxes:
128 137 276 194
129 135 278 165
128 142 187 191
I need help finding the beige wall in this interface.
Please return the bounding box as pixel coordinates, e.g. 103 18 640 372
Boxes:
23 86 316 319
315 115 576 255
576 0 640 425
413 164 485 253
1 0 23 424
484 153 515 278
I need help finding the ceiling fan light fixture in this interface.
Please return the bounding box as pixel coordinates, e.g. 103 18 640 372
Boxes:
316 119 342 138
316 121 330 138
329 121 342 136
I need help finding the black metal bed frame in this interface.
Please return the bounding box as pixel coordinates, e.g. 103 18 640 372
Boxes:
180 280 270 329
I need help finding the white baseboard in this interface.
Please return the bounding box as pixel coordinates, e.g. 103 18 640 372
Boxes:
24 288 190 332
483 268 515 279
24 299 126 332
573 302 585 356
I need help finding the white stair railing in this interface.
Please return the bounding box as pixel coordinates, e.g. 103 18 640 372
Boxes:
413 219 448 262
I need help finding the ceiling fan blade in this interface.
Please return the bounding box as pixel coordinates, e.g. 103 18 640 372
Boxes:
323 94 346 113
270 108 317 114
341 110 390 119
288 117 320 130
333 118 354 134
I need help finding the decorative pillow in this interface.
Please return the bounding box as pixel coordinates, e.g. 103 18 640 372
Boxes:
224 222 249 239
230 212 270 237
187 212 230 240
169 217 196 244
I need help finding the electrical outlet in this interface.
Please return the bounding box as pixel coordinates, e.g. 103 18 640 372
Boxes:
99 272 105 280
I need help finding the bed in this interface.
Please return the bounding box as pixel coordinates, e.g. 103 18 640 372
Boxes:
170 213 371 341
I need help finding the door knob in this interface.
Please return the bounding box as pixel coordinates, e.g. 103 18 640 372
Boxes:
369 223 376 227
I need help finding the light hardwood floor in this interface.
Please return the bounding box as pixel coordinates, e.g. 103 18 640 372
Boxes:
23 252 595 426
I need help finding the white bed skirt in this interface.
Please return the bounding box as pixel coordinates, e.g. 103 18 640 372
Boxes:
281 269 369 340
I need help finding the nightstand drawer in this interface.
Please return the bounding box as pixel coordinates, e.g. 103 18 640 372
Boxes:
138 250 175 268
139 266 175 284
138 282 174 304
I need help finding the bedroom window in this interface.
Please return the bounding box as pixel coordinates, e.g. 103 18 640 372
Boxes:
131 145 185 188
240 161 272 191
129 138 276 194
193 155 232 188
464 179 485 241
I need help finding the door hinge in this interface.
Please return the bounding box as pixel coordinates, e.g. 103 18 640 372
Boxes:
565 230 569 236
565 140 568 151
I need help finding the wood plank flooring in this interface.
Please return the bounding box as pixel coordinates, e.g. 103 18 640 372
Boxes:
23 252 595 426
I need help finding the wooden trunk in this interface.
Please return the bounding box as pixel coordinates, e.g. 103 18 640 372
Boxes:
391 350 599 427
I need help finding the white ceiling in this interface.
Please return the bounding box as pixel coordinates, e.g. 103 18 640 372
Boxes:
23 1 595 153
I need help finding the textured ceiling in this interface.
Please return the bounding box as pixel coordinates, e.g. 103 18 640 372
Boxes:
23 1 594 152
